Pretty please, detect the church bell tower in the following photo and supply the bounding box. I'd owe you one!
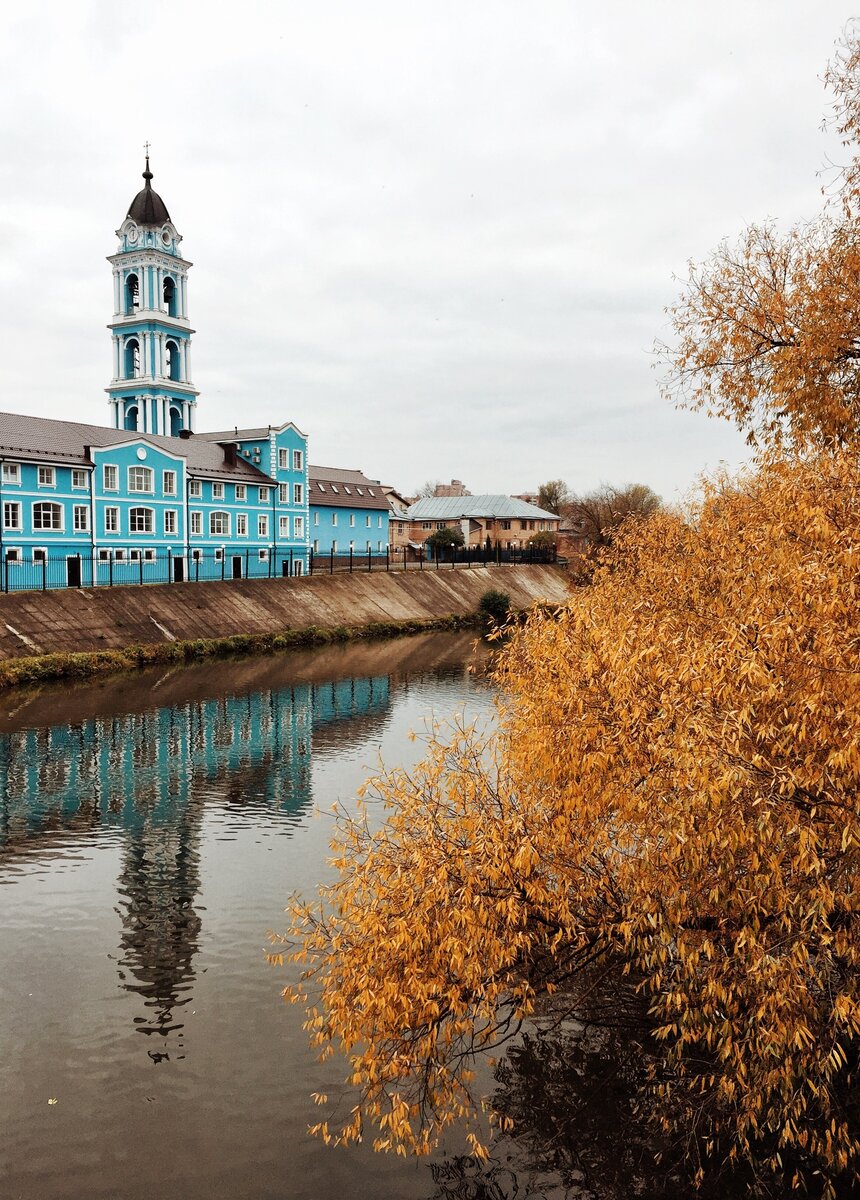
[107,152,198,436]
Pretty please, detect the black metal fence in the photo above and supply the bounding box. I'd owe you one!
[0,542,557,594]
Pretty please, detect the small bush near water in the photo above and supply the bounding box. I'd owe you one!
[478,588,511,626]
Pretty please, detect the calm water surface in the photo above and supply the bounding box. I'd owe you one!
[0,634,502,1200]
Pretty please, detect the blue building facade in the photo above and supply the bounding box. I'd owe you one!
[308,465,389,561]
[0,158,311,588]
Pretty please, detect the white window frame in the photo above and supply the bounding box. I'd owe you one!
[279,516,290,537]
[73,505,89,532]
[3,501,21,531]
[103,464,119,491]
[129,548,142,562]
[313,511,319,525]
[163,470,177,496]
[164,509,177,535]
[2,463,20,485]
[72,469,89,489]
[293,450,303,471]
[331,513,338,526]
[235,484,246,501]
[236,513,247,537]
[32,502,63,531]
[32,547,48,563]
[128,466,154,494]
[5,545,22,563]
[258,548,269,561]
[189,479,202,498]
[278,448,289,470]
[129,507,154,534]
[114,549,127,562]
[259,487,270,503]
[279,483,289,504]
[212,482,224,500]
[210,511,230,537]
[97,549,111,562]
[366,515,372,527]
[294,516,304,538]
[258,514,269,538]
[293,483,303,504]
[38,466,56,488]
[144,548,156,562]
[349,514,355,527]
[190,511,202,536]
[104,507,120,534]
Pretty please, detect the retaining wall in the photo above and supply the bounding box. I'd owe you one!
[0,566,570,660]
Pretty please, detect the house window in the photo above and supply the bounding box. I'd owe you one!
[72,469,88,489]
[366,515,371,527]
[144,549,156,562]
[5,547,21,563]
[279,516,290,537]
[128,466,153,493]
[331,540,338,553]
[343,486,352,496]
[377,516,382,528]
[98,549,111,562]
[293,450,303,471]
[258,515,269,538]
[189,479,201,498]
[235,484,246,501]
[501,520,512,530]
[236,513,247,536]
[210,511,230,537]
[258,549,269,561]
[103,465,118,491]
[2,463,20,485]
[330,484,339,494]
[33,502,62,530]
[129,548,142,562]
[163,470,177,496]
[258,487,270,503]
[214,549,223,563]
[294,516,304,538]
[313,539,319,552]
[73,505,89,532]
[3,502,21,530]
[192,549,202,562]
[313,511,319,525]
[114,549,126,562]
[164,509,177,535]
[33,548,47,563]
[349,514,355,527]
[129,507,154,534]
[279,448,289,470]
[212,482,224,500]
[293,483,303,504]
[38,466,56,487]
[105,507,119,533]
[422,522,432,530]
[190,511,202,536]
[279,484,289,504]
[356,487,364,497]
[331,513,338,526]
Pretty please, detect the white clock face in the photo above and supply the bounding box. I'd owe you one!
[161,227,172,246]
[128,226,138,243]
[136,448,147,461]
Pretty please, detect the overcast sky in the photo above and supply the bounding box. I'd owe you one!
[0,2,852,500]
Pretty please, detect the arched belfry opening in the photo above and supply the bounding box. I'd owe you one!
[169,406,183,437]
[124,338,140,379]
[124,403,139,431]
[165,340,181,382]
[163,277,177,317]
[125,274,139,314]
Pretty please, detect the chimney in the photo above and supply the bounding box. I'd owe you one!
[178,429,193,440]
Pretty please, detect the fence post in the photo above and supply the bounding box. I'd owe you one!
[451,545,455,568]
[386,547,390,572]
[368,548,372,572]
[77,552,82,587]
[3,556,6,594]
[309,547,314,575]
[42,554,47,591]
[290,548,294,576]
[139,554,144,586]
[245,548,249,579]
[419,550,423,570]
[330,547,334,574]
[167,548,172,583]
[349,547,353,574]
[195,554,199,583]
[221,552,225,582]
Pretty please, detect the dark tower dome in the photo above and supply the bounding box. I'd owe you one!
[126,155,171,226]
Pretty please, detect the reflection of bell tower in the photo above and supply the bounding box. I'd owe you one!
[106,149,199,437]
[115,793,204,1043]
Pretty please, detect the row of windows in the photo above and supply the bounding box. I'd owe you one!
[4,500,308,539]
[4,546,280,565]
[419,519,552,532]
[278,449,304,472]
[312,512,385,527]
[2,463,305,506]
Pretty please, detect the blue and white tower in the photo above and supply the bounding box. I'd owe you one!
[107,153,198,437]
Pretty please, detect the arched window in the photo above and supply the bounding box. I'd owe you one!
[124,338,140,379]
[32,502,63,531]
[124,404,139,432]
[169,406,183,437]
[165,341,180,382]
[125,274,139,314]
[129,508,154,534]
[163,276,177,317]
[209,511,230,537]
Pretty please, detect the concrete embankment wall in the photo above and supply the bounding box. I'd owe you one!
[0,565,570,660]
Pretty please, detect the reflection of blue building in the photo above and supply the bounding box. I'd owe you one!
[0,672,390,1040]
[0,156,310,586]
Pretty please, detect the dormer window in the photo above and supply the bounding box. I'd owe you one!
[343,485,352,495]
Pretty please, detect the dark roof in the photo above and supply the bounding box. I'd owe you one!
[127,156,171,226]
[0,411,276,483]
[309,465,388,511]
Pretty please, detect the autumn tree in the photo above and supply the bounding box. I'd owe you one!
[537,479,570,515]
[277,26,860,1199]
[565,482,661,549]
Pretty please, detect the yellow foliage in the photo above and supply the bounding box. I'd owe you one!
[282,451,860,1193]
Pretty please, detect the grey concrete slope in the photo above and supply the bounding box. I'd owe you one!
[0,566,570,660]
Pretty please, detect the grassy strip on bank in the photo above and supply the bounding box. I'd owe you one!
[0,614,487,691]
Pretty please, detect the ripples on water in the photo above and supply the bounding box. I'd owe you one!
[0,634,507,1200]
